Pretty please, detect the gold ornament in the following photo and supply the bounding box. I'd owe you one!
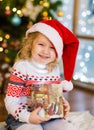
[57,10,64,17]
[4,56,11,63]
[42,11,48,17]
[43,1,50,8]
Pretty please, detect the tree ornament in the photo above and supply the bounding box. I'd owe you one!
[4,56,11,63]
[43,1,50,8]
[42,11,48,17]
[5,9,12,16]
[5,5,11,16]
[57,10,64,17]
[23,0,43,21]
[2,42,7,48]
[11,15,22,26]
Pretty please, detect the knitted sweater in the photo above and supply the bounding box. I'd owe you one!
[4,60,62,123]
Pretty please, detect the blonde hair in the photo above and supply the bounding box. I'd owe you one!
[17,32,58,72]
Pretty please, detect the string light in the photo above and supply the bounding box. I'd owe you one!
[0,47,3,52]
[12,8,17,12]
[0,37,3,42]
[5,34,10,39]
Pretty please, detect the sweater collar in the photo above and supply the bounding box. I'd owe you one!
[31,59,48,74]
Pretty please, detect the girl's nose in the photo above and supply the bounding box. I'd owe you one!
[43,47,50,55]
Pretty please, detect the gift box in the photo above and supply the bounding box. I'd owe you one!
[30,84,64,118]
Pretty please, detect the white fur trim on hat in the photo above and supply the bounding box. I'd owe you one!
[61,80,73,91]
[26,23,63,61]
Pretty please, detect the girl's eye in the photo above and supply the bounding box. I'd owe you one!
[38,43,44,46]
[50,46,54,49]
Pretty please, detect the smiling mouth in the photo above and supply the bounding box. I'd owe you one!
[38,54,50,59]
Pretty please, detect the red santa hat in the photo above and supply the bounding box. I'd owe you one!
[26,19,79,91]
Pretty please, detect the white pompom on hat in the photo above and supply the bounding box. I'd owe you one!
[26,19,79,91]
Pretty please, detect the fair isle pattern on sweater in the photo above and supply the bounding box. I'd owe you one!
[6,68,61,98]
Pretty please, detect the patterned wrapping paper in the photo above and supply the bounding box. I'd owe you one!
[30,84,64,118]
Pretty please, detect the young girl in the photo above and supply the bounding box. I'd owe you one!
[4,19,79,130]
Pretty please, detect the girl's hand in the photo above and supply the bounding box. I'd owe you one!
[63,97,70,118]
[29,107,50,124]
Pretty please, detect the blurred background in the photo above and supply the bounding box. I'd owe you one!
[0,0,94,122]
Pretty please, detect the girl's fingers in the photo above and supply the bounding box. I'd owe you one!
[63,111,69,118]
[62,97,70,118]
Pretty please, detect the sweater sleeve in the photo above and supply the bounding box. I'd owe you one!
[4,61,31,123]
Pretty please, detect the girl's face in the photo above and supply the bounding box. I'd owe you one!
[31,33,56,65]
